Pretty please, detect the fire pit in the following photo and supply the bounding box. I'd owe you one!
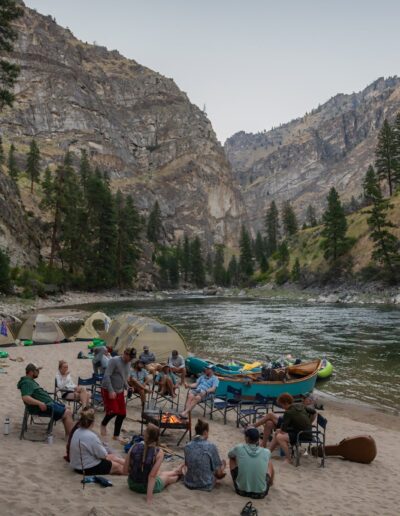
[141,407,192,446]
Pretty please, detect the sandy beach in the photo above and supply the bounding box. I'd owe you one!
[1,340,399,516]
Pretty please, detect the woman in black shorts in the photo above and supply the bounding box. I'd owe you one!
[69,409,126,475]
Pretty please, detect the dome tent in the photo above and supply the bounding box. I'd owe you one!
[17,313,66,344]
[105,314,187,363]
[0,320,16,347]
[75,311,111,340]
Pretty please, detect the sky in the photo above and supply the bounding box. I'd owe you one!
[25,0,400,143]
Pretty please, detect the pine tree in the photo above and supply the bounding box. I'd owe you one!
[181,234,191,282]
[393,112,400,188]
[363,165,377,205]
[321,187,349,262]
[254,231,266,269]
[227,255,239,286]
[239,225,253,279]
[79,149,91,192]
[167,249,180,288]
[26,139,41,193]
[7,143,18,181]
[282,201,298,236]
[190,237,205,287]
[147,200,162,244]
[306,204,317,227]
[375,119,397,196]
[277,240,290,266]
[363,167,400,281]
[264,201,279,255]
[213,244,225,286]
[291,257,301,282]
[0,248,11,293]
[0,0,24,110]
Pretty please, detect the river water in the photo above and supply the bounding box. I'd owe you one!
[74,296,400,412]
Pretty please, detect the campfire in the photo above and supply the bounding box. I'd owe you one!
[161,413,182,424]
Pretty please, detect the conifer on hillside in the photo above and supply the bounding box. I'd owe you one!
[375,119,397,196]
[264,201,279,255]
[7,143,18,181]
[147,200,162,244]
[26,139,41,193]
[239,225,254,280]
[282,201,298,236]
[321,187,349,262]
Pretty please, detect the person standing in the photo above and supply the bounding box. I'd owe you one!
[101,347,136,440]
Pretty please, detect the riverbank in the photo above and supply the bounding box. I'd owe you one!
[1,279,400,321]
[0,340,398,516]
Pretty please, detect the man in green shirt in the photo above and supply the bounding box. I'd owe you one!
[228,428,274,499]
[17,363,73,437]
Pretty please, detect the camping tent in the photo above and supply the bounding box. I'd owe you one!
[104,314,188,363]
[75,312,111,340]
[17,313,66,344]
[0,320,16,347]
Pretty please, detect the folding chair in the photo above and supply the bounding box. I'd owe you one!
[292,413,328,467]
[91,373,104,411]
[20,403,55,441]
[72,376,97,417]
[209,386,242,424]
[236,394,274,428]
[150,380,180,411]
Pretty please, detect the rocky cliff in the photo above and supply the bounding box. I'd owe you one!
[225,77,400,232]
[0,3,245,265]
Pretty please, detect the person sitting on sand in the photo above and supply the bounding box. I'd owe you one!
[100,347,136,440]
[268,392,316,463]
[228,427,274,499]
[154,364,179,398]
[56,360,91,408]
[183,418,226,491]
[128,359,151,404]
[180,365,219,418]
[250,393,317,448]
[17,362,74,438]
[92,346,110,375]
[168,349,187,384]
[123,423,182,505]
[69,408,125,475]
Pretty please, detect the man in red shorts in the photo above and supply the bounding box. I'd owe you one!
[100,347,136,440]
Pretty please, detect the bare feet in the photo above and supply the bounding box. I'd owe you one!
[100,424,107,437]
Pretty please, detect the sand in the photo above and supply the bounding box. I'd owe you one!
[0,341,399,516]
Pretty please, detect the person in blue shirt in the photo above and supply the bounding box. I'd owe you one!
[180,365,219,418]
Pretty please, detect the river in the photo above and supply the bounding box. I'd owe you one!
[72,296,400,412]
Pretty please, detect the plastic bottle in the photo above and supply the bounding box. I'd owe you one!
[47,433,54,445]
[4,417,10,435]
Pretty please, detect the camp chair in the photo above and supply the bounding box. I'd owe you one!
[91,373,104,410]
[292,413,328,467]
[237,394,275,428]
[72,376,98,417]
[150,379,180,411]
[20,403,55,441]
[209,386,242,424]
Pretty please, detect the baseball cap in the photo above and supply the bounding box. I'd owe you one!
[25,363,42,373]
[245,427,260,442]
[204,364,215,371]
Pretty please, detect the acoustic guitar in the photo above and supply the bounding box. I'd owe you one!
[312,435,377,464]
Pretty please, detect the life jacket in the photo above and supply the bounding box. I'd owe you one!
[129,442,158,485]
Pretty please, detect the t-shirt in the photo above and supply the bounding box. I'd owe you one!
[69,427,108,470]
[139,351,156,365]
[101,356,130,393]
[184,436,222,491]
[228,443,271,494]
[194,374,219,394]
[130,368,148,384]
[55,371,76,391]
[17,376,53,413]
[168,354,185,368]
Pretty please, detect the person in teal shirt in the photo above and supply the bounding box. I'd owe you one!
[228,427,274,499]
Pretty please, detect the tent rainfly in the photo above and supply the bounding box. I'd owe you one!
[17,313,66,344]
[105,314,188,363]
[0,320,16,347]
[75,311,111,340]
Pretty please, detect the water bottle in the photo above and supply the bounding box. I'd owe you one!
[4,417,10,435]
[47,433,54,445]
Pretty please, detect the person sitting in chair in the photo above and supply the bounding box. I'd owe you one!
[154,364,178,398]
[69,408,125,475]
[56,360,91,408]
[228,427,274,499]
[180,365,219,418]
[128,359,151,405]
[18,363,74,438]
[268,392,316,464]
[92,346,110,375]
[183,418,226,491]
[167,350,186,384]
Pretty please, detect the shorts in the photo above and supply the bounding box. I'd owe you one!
[288,431,312,446]
[128,476,164,494]
[231,467,270,499]
[39,402,66,421]
[101,389,126,416]
[276,416,283,429]
[61,390,75,400]
[75,459,112,475]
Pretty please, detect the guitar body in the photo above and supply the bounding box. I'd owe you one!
[313,435,377,464]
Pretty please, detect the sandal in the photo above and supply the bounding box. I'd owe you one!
[240,501,258,516]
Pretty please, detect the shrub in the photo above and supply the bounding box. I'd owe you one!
[275,267,289,285]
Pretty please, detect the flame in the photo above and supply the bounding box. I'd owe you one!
[161,414,182,424]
